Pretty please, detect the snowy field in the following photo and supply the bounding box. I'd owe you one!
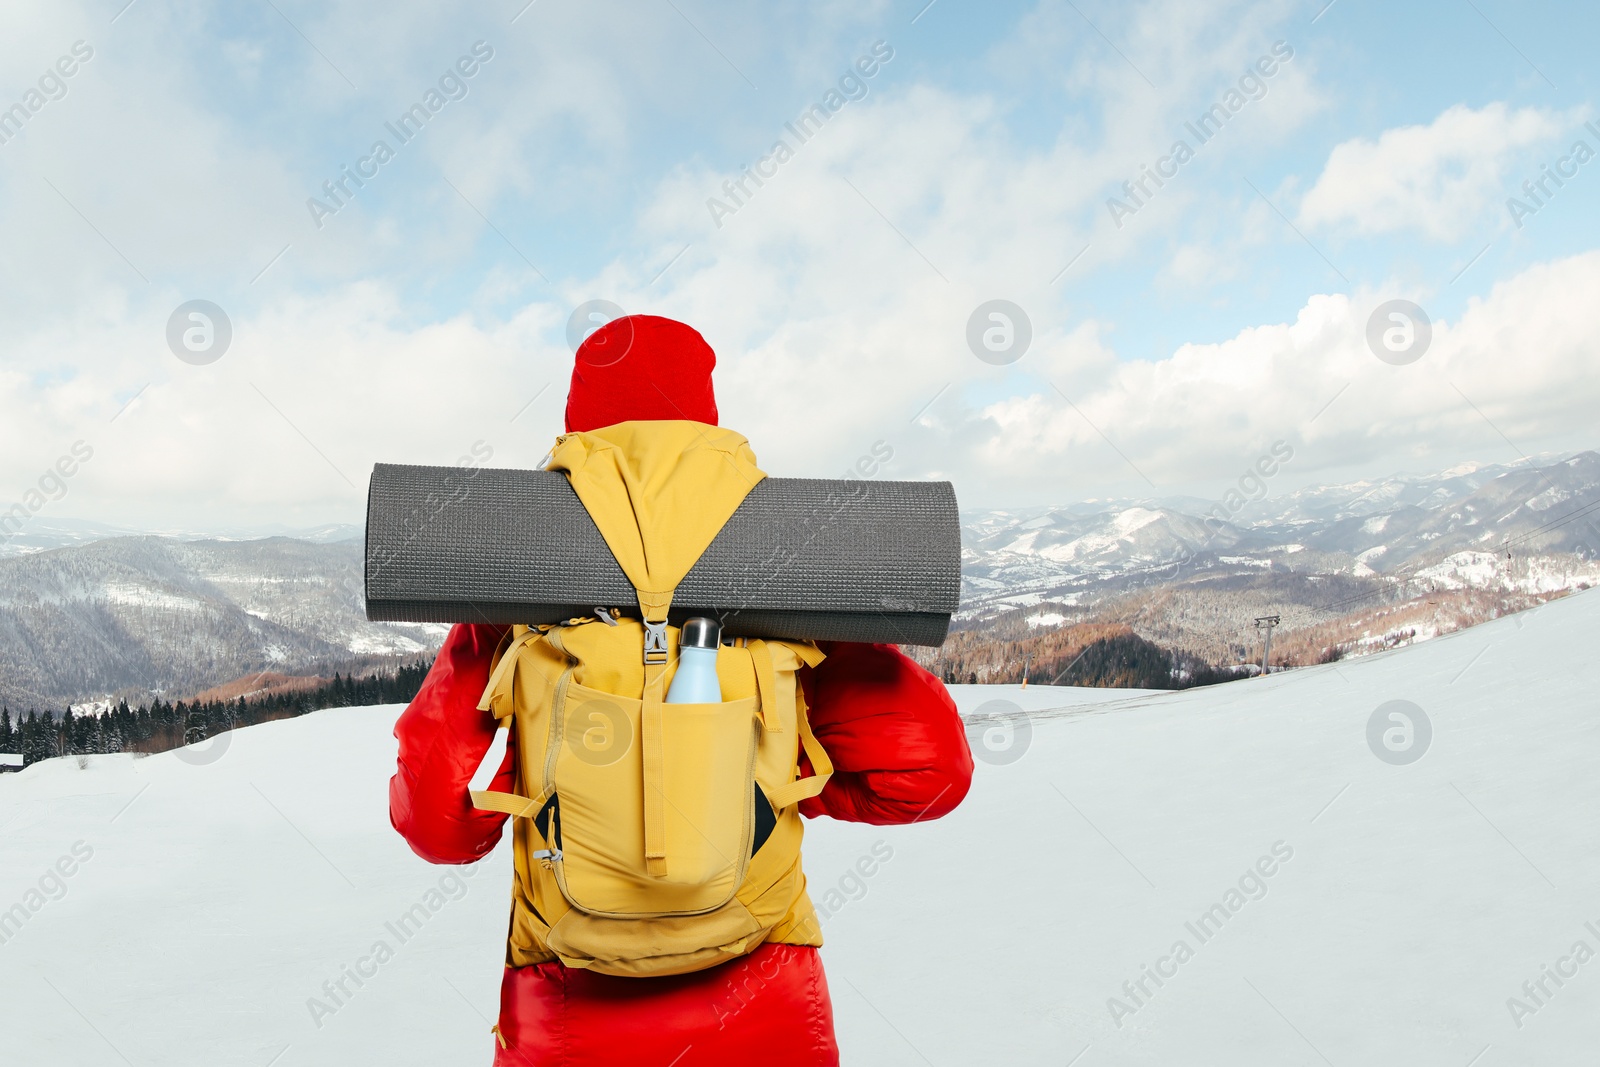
[3,591,1600,1065]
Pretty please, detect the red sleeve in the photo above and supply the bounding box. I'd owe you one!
[389,623,516,864]
[797,642,973,825]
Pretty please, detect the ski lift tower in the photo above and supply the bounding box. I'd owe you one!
[1255,615,1280,677]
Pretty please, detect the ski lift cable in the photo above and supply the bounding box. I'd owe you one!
[1497,496,1600,549]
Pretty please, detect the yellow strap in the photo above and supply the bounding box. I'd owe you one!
[491,1024,507,1050]
[476,628,540,716]
[765,695,833,810]
[470,785,553,819]
[746,640,781,732]
[641,660,669,877]
[792,641,826,668]
[638,591,673,878]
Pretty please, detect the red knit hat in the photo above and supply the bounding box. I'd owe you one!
[564,315,719,432]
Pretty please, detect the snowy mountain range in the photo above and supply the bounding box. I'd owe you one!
[4,452,1597,710]
[0,517,362,560]
[0,536,443,711]
[960,451,1600,617]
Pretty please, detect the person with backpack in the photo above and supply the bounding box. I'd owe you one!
[389,314,974,1066]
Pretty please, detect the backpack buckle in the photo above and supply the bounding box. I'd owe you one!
[643,619,669,665]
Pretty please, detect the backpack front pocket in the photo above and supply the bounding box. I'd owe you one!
[547,680,760,917]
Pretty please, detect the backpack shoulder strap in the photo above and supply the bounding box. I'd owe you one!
[476,626,539,720]
[747,639,832,809]
[468,626,543,817]
[765,698,833,810]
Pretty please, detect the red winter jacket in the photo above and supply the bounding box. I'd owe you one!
[390,624,972,1065]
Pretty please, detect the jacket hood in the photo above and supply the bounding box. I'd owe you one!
[546,420,763,617]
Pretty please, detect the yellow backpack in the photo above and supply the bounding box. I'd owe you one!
[469,421,835,977]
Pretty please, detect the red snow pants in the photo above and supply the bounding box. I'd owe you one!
[491,943,839,1066]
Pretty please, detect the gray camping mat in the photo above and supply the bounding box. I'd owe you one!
[364,463,960,645]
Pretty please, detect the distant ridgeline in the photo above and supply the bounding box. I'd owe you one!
[916,621,1246,690]
[0,664,430,768]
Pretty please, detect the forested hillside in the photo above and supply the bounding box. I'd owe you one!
[0,663,428,767]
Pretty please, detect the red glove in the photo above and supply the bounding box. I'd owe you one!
[798,642,973,825]
[389,623,514,864]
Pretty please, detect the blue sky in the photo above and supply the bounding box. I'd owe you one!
[1,0,1598,530]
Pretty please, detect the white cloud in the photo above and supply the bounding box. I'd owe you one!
[0,0,1329,528]
[13,237,1599,530]
[0,283,567,533]
[1298,102,1582,241]
[4,0,1595,533]
[972,251,1600,499]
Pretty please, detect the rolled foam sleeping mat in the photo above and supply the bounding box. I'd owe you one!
[364,463,960,646]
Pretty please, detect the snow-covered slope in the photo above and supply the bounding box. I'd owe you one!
[4,591,1600,1064]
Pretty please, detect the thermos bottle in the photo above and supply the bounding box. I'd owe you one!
[665,617,723,703]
